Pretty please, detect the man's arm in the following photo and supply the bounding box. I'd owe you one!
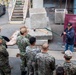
[61,28,67,37]
[35,55,39,75]
[1,46,9,57]
[50,57,55,71]
[2,36,10,42]
[66,30,75,39]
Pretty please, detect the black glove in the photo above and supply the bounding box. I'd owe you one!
[61,32,64,37]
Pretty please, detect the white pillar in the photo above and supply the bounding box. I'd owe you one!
[33,0,43,8]
[29,8,48,29]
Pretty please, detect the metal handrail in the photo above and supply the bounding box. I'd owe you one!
[23,0,29,22]
[8,0,16,21]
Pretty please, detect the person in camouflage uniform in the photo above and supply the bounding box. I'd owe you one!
[0,35,7,48]
[35,43,55,75]
[16,26,31,75]
[7,26,31,46]
[0,27,9,48]
[63,50,76,75]
[0,39,11,75]
[26,37,41,75]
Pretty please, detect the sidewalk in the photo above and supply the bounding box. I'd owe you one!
[1,9,76,62]
[0,8,9,25]
[7,48,76,61]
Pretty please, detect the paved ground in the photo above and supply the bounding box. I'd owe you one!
[0,8,76,75]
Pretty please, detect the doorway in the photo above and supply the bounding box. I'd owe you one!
[43,0,55,8]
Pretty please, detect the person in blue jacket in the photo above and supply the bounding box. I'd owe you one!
[61,22,75,52]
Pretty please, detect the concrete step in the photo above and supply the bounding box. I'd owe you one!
[16,1,23,4]
[36,40,48,45]
[12,16,23,18]
[11,15,23,18]
[13,10,23,13]
[14,9,23,11]
[7,48,76,61]
[9,21,24,24]
[15,5,23,7]
[12,12,23,14]
[15,5,23,8]
[11,17,23,21]
[48,51,76,61]
[28,28,53,40]
[16,0,22,1]
[16,1,22,2]
[16,2,23,5]
[14,8,23,10]
[12,13,23,16]
[16,0,25,1]
[16,0,25,3]
[16,1,24,4]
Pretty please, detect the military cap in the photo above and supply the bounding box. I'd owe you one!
[68,22,72,26]
[64,50,72,57]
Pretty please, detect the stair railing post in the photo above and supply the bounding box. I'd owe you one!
[23,0,29,23]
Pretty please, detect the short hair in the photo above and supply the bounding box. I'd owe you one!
[64,56,72,60]
[20,26,27,35]
[42,43,49,50]
[56,66,64,75]
[20,26,27,30]
[29,37,36,45]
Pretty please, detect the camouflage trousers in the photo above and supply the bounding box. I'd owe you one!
[27,61,35,75]
[0,63,11,75]
[20,55,27,72]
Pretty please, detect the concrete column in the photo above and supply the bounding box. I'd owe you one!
[32,0,43,8]
[29,8,48,29]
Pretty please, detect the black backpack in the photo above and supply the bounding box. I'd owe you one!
[56,66,64,75]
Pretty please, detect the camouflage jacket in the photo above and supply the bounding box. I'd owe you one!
[16,34,30,55]
[63,62,76,75]
[0,35,7,48]
[35,52,55,75]
[26,46,41,65]
[17,32,31,39]
[0,44,9,66]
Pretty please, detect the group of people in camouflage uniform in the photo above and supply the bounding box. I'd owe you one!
[16,26,76,75]
[16,26,55,75]
[0,35,11,75]
[0,26,76,75]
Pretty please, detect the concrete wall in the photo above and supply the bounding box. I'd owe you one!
[32,0,43,8]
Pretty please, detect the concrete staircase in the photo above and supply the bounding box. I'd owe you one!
[10,0,24,24]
